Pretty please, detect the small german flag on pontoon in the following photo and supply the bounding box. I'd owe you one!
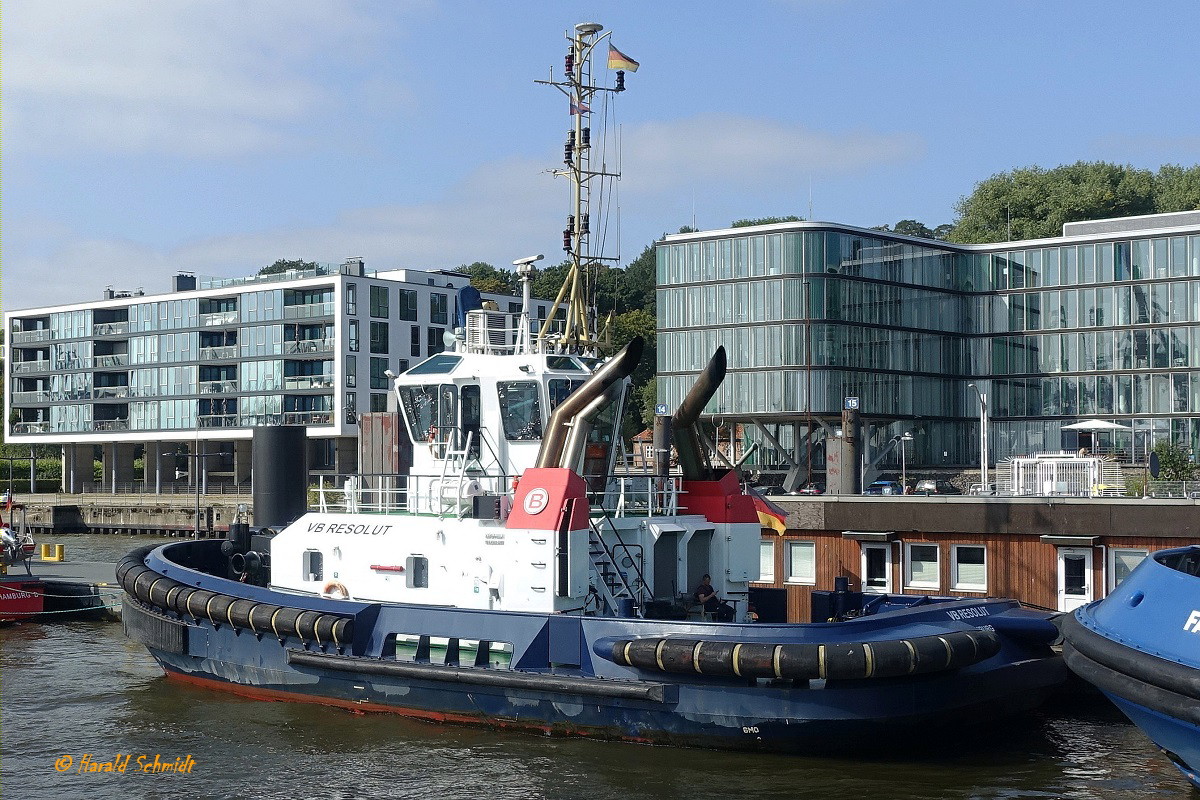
[747,488,787,534]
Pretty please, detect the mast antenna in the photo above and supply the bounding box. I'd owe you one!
[534,22,630,354]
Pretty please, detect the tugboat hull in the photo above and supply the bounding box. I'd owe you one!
[1061,545,1200,789]
[122,542,1067,753]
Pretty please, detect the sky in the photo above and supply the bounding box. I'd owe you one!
[4,0,1199,311]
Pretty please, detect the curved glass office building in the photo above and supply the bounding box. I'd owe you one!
[656,211,1200,474]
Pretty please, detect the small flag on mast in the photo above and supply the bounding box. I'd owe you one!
[607,44,639,72]
[570,99,590,115]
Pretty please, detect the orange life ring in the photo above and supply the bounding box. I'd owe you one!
[321,580,350,600]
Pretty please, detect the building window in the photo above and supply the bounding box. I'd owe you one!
[758,539,775,583]
[430,293,448,325]
[398,289,418,321]
[951,545,987,591]
[370,285,389,318]
[428,327,445,355]
[348,320,359,352]
[785,540,815,584]
[1109,548,1148,591]
[346,283,357,315]
[345,355,356,387]
[345,391,356,424]
[370,357,389,389]
[370,321,389,354]
[370,393,388,412]
[905,543,940,589]
[411,326,421,357]
[862,543,890,593]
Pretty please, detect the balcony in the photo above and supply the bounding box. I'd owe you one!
[285,339,334,355]
[12,422,49,434]
[199,345,238,360]
[93,321,129,336]
[284,375,334,390]
[12,360,52,374]
[93,419,130,432]
[12,390,52,404]
[199,379,239,395]
[200,310,238,326]
[283,302,335,320]
[93,386,130,399]
[12,329,51,344]
[198,414,239,429]
[94,354,128,368]
[286,411,333,426]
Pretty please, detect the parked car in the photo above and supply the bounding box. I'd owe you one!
[915,479,962,495]
[794,483,825,495]
[756,485,789,496]
[863,480,903,496]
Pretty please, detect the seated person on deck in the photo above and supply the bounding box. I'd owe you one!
[693,574,735,622]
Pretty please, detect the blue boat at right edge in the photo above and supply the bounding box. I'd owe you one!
[1060,545,1200,788]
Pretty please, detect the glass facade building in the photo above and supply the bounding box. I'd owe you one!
[656,211,1200,470]
[5,260,548,486]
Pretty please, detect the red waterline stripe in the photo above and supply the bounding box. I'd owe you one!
[161,669,656,744]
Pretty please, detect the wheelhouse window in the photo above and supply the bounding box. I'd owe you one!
[548,378,586,411]
[758,539,775,583]
[951,545,987,591]
[905,543,940,589]
[398,384,457,443]
[784,540,815,584]
[1109,548,1148,591]
[497,381,542,441]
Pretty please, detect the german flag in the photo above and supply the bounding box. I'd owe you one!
[747,488,787,534]
[607,44,640,72]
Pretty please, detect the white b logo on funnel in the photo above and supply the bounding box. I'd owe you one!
[523,488,550,515]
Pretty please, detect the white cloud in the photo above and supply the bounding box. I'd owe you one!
[4,155,564,310]
[3,110,924,310]
[620,114,924,191]
[3,0,412,157]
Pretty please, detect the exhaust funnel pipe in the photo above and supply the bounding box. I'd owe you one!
[535,337,644,469]
[672,347,727,480]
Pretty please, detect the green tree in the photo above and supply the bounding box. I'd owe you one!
[1153,164,1200,213]
[258,258,321,276]
[892,219,937,239]
[461,262,515,294]
[611,309,657,434]
[1152,440,1197,482]
[615,244,657,315]
[731,215,803,228]
[949,162,1157,243]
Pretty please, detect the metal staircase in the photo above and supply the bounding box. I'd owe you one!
[587,520,646,617]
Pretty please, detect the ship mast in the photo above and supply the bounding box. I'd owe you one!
[535,22,628,354]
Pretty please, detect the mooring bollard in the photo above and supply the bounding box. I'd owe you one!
[40,543,66,562]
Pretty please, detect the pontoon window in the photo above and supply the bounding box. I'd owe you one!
[497,381,542,440]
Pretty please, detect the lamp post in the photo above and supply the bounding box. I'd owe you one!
[165,448,218,537]
[967,383,989,494]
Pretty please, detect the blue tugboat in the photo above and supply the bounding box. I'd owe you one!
[119,20,1067,752]
[1060,545,1200,788]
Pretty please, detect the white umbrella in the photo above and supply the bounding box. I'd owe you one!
[1060,419,1131,431]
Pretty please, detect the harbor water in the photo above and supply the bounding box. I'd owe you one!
[1,535,1193,800]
